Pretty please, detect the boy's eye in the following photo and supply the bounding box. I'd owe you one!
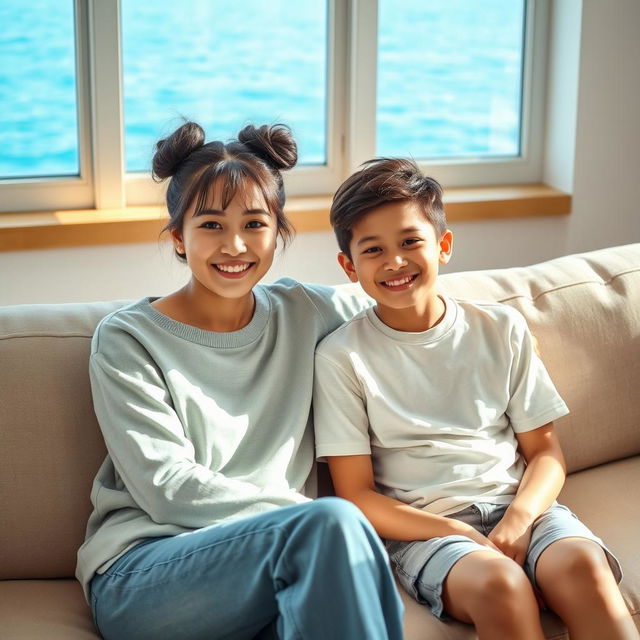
[200,221,221,230]
[402,237,422,246]
[362,246,381,255]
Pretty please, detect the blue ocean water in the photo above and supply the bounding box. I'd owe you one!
[0,0,523,179]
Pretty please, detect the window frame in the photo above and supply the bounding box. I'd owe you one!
[0,0,548,213]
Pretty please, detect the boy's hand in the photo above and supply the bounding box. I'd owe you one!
[487,509,533,566]
[451,521,503,554]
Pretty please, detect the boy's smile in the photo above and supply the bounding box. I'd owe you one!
[339,200,453,332]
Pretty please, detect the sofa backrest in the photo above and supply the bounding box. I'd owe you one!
[0,301,125,580]
[0,244,638,580]
[437,243,640,475]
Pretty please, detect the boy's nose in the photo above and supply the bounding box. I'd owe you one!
[385,254,408,270]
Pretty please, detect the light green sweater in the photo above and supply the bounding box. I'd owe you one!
[76,278,369,600]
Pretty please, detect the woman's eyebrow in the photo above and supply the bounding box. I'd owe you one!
[192,208,225,218]
[192,208,270,218]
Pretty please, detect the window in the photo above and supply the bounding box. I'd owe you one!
[377,0,525,161]
[0,0,80,179]
[121,1,328,172]
[0,0,547,213]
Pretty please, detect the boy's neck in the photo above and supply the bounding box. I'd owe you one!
[374,295,446,333]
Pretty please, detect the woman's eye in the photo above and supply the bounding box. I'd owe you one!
[246,220,265,229]
[200,221,221,230]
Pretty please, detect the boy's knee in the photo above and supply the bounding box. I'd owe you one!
[475,558,531,609]
[548,539,610,583]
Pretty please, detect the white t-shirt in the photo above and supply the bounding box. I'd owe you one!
[313,297,569,516]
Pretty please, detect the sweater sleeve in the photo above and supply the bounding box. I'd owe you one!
[89,333,306,529]
[297,281,373,336]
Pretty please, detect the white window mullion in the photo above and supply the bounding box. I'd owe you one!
[88,0,125,209]
[282,0,348,198]
[345,0,378,176]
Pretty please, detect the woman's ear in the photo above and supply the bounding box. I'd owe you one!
[171,228,186,258]
[439,230,453,265]
[337,252,359,283]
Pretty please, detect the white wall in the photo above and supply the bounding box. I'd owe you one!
[1,0,639,305]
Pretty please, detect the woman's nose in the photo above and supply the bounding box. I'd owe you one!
[222,233,247,255]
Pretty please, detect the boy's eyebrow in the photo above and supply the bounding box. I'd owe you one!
[192,208,270,218]
[356,234,381,246]
[355,226,424,245]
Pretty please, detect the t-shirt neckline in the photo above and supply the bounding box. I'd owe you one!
[365,295,457,344]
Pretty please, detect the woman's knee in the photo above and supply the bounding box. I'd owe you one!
[300,497,367,529]
[290,497,377,551]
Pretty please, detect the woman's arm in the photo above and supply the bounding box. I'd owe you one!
[328,454,500,550]
[488,422,566,564]
[90,349,304,529]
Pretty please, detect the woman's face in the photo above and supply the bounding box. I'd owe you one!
[172,180,278,305]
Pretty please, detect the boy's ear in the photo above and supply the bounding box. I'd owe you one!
[439,229,453,265]
[337,252,359,283]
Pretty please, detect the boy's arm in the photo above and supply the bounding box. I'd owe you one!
[488,422,566,564]
[328,454,500,551]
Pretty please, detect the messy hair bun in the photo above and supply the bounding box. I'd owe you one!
[152,121,206,181]
[238,124,298,172]
[155,120,297,258]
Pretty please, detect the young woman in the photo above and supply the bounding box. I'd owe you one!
[76,121,404,640]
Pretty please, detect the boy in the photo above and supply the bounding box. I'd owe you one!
[313,159,636,639]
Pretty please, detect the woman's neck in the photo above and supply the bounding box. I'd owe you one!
[152,280,257,333]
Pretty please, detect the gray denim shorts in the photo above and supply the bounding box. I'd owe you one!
[386,503,622,619]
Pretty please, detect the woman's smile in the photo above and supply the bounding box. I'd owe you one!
[213,261,255,278]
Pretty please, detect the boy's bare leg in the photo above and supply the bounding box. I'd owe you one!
[536,538,639,639]
[442,550,545,640]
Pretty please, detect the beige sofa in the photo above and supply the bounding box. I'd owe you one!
[1,243,639,639]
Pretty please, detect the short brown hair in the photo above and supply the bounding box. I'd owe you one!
[330,158,446,258]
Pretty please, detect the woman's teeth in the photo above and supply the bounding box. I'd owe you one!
[216,263,251,273]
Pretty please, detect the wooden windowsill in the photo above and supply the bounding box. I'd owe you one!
[0,184,571,252]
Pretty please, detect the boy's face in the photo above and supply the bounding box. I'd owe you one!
[338,200,453,330]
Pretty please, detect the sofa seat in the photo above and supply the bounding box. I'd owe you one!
[0,580,99,639]
[2,456,636,640]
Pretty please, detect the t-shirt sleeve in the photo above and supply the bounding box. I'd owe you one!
[313,344,373,459]
[506,311,570,432]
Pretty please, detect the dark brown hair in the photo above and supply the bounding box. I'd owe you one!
[330,158,447,258]
[153,121,297,259]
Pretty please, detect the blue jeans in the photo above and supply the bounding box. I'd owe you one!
[90,498,404,640]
